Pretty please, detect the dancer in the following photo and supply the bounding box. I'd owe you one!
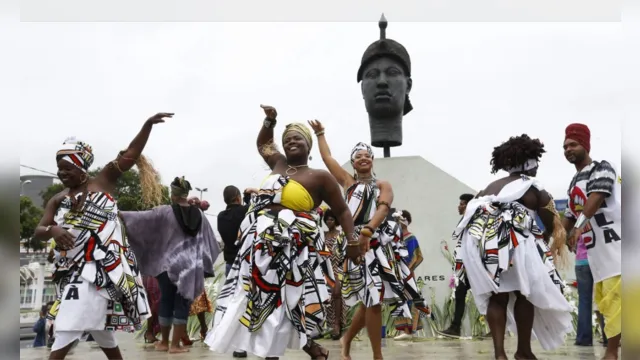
[309,119,428,360]
[120,176,220,353]
[392,210,426,340]
[206,105,359,360]
[441,193,475,338]
[33,112,171,359]
[562,123,621,360]
[142,275,161,343]
[322,208,347,340]
[454,134,572,360]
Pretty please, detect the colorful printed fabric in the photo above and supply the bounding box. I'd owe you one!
[47,191,150,331]
[452,196,564,293]
[206,174,335,356]
[338,180,428,319]
[394,232,426,330]
[324,232,347,331]
[55,137,94,173]
[189,291,213,315]
[142,275,160,334]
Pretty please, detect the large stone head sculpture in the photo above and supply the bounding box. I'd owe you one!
[357,14,413,151]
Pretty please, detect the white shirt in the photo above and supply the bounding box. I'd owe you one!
[565,160,621,282]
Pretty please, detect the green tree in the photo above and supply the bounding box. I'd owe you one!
[20,196,43,252]
[40,183,65,208]
[39,168,170,211]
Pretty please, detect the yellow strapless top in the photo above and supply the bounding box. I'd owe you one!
[281,179,314,212]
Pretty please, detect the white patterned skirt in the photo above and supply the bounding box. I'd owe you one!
[205,208,334,358]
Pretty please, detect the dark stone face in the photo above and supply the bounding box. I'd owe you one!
[361,57,412,120]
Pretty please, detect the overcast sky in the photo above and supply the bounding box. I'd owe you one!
[18,22,623,215]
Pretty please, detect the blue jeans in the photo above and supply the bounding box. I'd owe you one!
[575,264,594,345]
[156,272,191,326]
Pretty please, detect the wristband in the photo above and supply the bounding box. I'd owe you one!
[263,117,277,129]
[574,213,590,230]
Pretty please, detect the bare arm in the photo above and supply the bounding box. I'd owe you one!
[308,120,354,187]
[367,180,393,230]
[536,189,556,239]
[320,171,355,240]
[257,105,286,170]
[561,216,576,232]
[98,113,172,186]
[34,192,65,240]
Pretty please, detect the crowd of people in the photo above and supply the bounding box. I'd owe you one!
[32,106,621,360]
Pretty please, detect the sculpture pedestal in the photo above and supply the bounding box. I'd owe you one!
[343,156,477,336]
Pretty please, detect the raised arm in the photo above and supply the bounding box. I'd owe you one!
[98,112,172,186]
[308,120,353,188]
[257,105,286,170]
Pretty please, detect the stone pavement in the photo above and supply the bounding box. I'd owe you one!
[21,333,605,359]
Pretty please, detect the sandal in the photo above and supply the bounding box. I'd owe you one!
[303,339,329,360]
[200,325,208,341]
[144,332,159,343]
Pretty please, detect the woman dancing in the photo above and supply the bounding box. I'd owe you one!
[120,176,220,354]
[205,105,360,360]
[33,112,172,360]
[322,208,347,340]
[308,120,428,360]
[453,134,572,360]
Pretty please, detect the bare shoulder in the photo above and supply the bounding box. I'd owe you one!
[51,188,69,204]
[376,179,392,189]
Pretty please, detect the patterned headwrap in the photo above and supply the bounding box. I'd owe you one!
[282,123,313,151]
[170,176,192,198]
[55,137,94,173]
[392,209,409,226]
[350,142,374,165]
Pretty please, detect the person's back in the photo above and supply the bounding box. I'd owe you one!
[218,186,251,270]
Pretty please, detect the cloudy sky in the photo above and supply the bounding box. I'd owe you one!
[18,22,624,215]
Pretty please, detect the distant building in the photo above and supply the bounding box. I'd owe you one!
[20,175,57,208]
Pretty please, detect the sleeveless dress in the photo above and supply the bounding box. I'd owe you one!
[205,174,335,358]
[454,176,572,350]
[339,180,428,318]
[47,191,150,333]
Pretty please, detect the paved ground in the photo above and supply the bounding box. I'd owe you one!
[21,332,606,359]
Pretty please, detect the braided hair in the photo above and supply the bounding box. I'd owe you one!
[490,134,545,175]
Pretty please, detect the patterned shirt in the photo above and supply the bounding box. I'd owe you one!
[565,160,621,282]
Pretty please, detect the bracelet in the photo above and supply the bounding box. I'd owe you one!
[347,241,360,247]
[363,225,375,233]
[263,117,277,129]
[315,130,325,136]
[360,227,373,238]
[574,213,590,230]
[377,201,390,209]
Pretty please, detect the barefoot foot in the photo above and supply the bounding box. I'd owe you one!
[154,342,169,351]
[340,337,352,360]
[169,345,190,354]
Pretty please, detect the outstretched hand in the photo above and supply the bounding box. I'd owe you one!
[146,112,174,125]
[260,104,277,120]
[307,119,324,133]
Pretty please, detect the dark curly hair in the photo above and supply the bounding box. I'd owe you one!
[490,134,545,174]
[323,208,340,227]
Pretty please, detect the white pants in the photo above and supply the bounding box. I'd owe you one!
[51,330,117,351]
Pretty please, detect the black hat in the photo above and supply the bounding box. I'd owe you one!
[356,14,413,115]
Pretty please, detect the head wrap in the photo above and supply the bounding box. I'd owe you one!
[55,137,94,173]
[350,142,375,165]
[357,15,413,116]
[171,176,191,198]
[392,209,409,226]
[282,123,313,151]
[504,158,539,174]
[565,123,591,153]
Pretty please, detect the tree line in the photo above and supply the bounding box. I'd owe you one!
[20,167,170,253]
